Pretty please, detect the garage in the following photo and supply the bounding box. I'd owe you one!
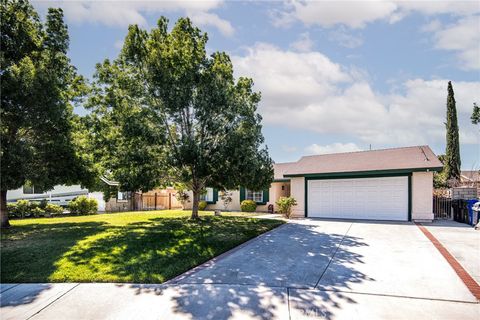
[307,176,409,221]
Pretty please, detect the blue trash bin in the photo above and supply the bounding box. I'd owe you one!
[466,199,478,226]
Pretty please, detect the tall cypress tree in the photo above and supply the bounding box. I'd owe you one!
[444,81,461,183]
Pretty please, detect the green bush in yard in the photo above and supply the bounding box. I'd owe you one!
[68,196,98,215]
[241,200,257,212]
[44,203,64,216]
[7,200,64,218]
[15,200,32,217]
[30,206,46,218]
[198,200,208,211]
[276,196,297,219]
[7,203,20,218]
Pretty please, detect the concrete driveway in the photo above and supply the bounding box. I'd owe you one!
[1,219,479,320]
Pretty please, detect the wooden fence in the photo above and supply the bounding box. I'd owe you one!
[133,192,182,211]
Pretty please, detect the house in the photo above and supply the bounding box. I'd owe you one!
[7,177,181,213]
[185,145,443,222]
[7,184,107,211]
[460,171,480,187]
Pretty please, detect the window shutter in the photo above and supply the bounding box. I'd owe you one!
[213,189,218,203]
[263,189,269,203]
[240,187,245,202]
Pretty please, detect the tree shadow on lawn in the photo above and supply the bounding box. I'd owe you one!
[56,216,283,283]
[119,223,372,320]
[1,222,109,283]
[1,222,108,308]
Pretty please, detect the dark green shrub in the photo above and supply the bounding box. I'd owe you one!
[68,196,98,215]
[241,200,257,212]
[198,200,208,211]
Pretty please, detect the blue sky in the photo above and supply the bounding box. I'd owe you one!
[34,1,480,169]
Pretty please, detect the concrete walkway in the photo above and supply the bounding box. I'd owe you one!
[1,219,479,319]
[422,220,480,284]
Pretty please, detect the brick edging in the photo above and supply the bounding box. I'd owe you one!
[163,221,290,285]
[416,223,480,300]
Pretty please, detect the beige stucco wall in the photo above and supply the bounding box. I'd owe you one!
[183,182,291,212]
[290,177,305,218]
[411,171,434,221]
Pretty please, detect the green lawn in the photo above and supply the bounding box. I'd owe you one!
[0,210,283,283]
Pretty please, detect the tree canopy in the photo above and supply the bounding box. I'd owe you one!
[87,17,273,218]
[0,0,92,227]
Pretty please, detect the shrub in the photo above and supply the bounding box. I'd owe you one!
[276,196,297,219]
[198,200,208,211]
[44,203,64,216]
[7,200,64,218]
[16,199,32,217]
[31,206,46,218]
[7,203,20,218]
[220,191,233,211]
[241,200,257,212]
[68,196,98,215]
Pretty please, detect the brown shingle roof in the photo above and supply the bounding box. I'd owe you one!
[282,145,443,177]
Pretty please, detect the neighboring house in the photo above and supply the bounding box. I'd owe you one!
[7,184,107,211]
[460,171,480,188]
[8,177,180,213]
[185,145,443,222]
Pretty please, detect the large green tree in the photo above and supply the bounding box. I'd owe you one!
[444,81,461,184]
[88,17,273,218]
[0,0,91,228]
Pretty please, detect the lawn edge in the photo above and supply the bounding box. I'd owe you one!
[164,220,289,285]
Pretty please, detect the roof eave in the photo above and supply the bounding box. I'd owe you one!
[283,166,443,178]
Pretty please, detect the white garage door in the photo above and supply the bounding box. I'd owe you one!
[307,176,408,221]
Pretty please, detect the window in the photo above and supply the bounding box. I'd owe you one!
[117,191,129,202]
[200,188,214,202]
[246,189,263,203]
[23,183,44,194]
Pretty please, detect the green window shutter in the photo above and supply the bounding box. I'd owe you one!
[213,188,218,203]
[263,189,269,203]
[240,187,245,202]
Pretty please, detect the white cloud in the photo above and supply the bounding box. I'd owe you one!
[33,0,234,36]
[290,32,314,52]
[272,1,480,29]
[271,0,397,29]
[232,44,480,146]
[189,11,234,37]
[271,1,480,69]
[306,143,362,155]
[328,27,363,48]
[430,16,480,70]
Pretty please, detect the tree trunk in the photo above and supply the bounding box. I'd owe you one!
[191,189,200,219]
[0,190,10,229]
